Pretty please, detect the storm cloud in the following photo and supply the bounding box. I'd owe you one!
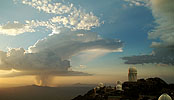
[0,29,123,85]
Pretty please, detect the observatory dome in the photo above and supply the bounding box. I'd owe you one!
[116,81,122,85]
[158,93,172,100]
[129,67,137,73]
[116,84,122,91]
[98,82,104,88]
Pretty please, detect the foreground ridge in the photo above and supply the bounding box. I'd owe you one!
[72,77,174,100]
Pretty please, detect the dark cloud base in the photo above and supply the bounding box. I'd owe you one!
[122,54,174,65]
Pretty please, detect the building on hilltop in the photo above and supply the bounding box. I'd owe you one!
[116,81,122,91]
[158,93,172,100]
[128,67,137,82]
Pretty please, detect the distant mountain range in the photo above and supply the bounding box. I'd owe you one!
[0,84,94,100]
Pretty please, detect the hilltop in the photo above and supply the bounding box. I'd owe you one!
[72,77,174,100]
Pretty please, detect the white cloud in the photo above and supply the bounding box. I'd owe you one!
[122,0,174,48]
[74,65,87,69]
[124,0,150,7]
[50,11,100,30]
[79,65,87,69]
[20,0,73,15]
[16,0,100,33]
[28,30,123,60]
[0,21,35,36]
[1,0,100,36]
[0,20,60,36]
[122,0,174,65]
[148,0,174,48]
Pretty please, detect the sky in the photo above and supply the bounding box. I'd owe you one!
[0,0,174,87]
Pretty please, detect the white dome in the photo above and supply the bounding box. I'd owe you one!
[129,67,137,73]
[98,82,104,88]
[116,84,122,91]
[116,81,122,85]
[158,93,172,100]
[96,86,100,90]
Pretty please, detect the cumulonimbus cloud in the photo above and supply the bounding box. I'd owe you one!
[122,0,174,65]
[0,29,123,85]
[0,0,114,86]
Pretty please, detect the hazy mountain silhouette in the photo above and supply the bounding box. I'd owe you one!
[0,84,93,100]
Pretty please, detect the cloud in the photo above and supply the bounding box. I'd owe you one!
[79,65,87,69]
[28,30,123,59]
[50,12,100,30]
[0,29,123,85]
[19,0,73,15]
[2,0,100,36]
[0,20,58,36]
[122,0,174,65]
[124,0,150,7]
[148,0,174,48]
[74,48,122,64]
[122,48,174,65]
[0,21,35,36]
[75,65,87,69]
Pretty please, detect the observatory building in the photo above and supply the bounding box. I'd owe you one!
[158,93,172,100]
[116,81,122,91]
[98,82,104,88]
[128,67,137,82]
